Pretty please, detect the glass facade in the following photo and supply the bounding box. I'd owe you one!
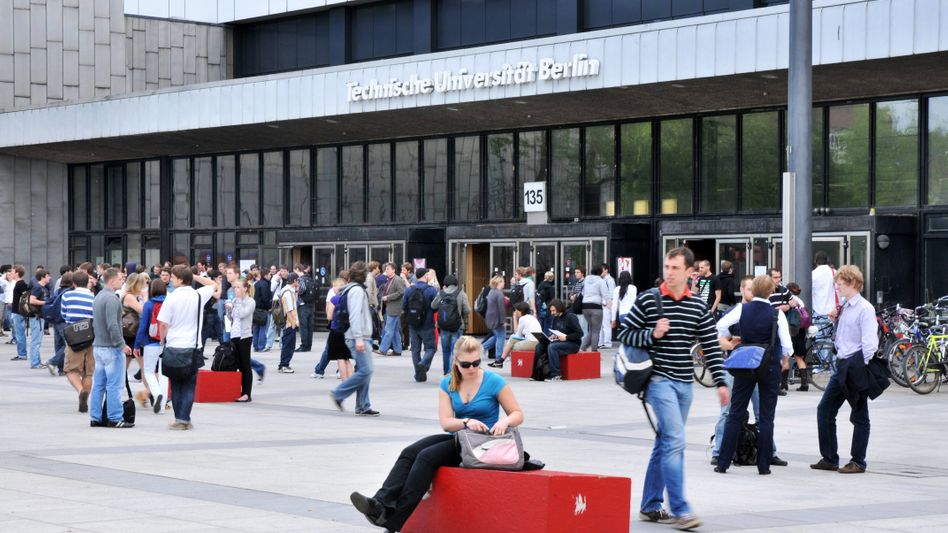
[584,125,615,217]
[436,0,556,50]
[239,153,260,226]
[288,149,311,227]
[194,157,214,228]
[875,100,918,207]
[928,96,948,205]
[700,115,737,214]
[316,147,338,226]
[454,136,481,221]
[486,133,515,220]
[620,122,651,216]
[262,152,284,227]
[341,146,365,224]
[551,128,581,219]
[234,11,331,77]
[351,0,414,62]
[394,141,420,223]
[828,104,870,208]
[367,143,392,224]
[423,139,449,222]
[660,118,693,215]
[742,111,780,212]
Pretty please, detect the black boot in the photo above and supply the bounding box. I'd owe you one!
[797,368,809,391]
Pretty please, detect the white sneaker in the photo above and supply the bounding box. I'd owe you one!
[278,366,295,374]
[549,375,562,382]
[310,372,324,379]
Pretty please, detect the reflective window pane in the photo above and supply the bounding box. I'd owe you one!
[551,128,580,219]
[341,145,364,224]
[144,160,160,229]
[423,139,448,222]
[518,131,547,214]
[660,119,693,215]
[927,96,948,205]
[288,149,311,226]
[828,104,870,208]
[89,165,104,230]
[454,136,481,221]
[395,141,419,223]
[72,166,87,231]
[194,157,213,227]
[316,147,338,225]
[126,162,141,229]
[239,153,260,226]
[700,115,736,214]
[437,0,556,50]
[812,108,825,208]
[875,100,918,207]
[741,111,780,211]
[172,159,190,229]
[486,133,515,219]
[367,143,392,224]
[106,166,125,229]
[262,151,284,226]
[217,156,236,228]
[584,125,615,217]
[620,122,651,216]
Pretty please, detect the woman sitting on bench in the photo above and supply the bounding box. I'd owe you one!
[349,335,524,532]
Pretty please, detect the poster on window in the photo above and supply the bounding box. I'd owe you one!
[617,257,632,275]
[413,258,426,269]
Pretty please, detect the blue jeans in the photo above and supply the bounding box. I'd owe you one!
[546,341,579,378]
[298,304,314,350]
[252,316,268,351]
[817,364,870,469]
[333,339,373,412]
[641,376,694,517]
[169,369,198,423]
[439,329,463,375]
[49,322,67,371]
[217,300,230,343]
[89,347,125,423]
[265,315,276,350]
[410,325,437,379]
[279,327,297,367]
[481,327,505,358]
[379,314,403,353]
[11,313,27,357]
[28,317,44,367]
[314,342,331,375]
[251,358,265,376]
[717,361,781,473]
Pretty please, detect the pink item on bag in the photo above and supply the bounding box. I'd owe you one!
[476,440,520,465]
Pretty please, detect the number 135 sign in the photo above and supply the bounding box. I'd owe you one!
[523,182,546,213]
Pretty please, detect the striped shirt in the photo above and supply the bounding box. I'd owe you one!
[61,288,95,324]
[617,283,727,387]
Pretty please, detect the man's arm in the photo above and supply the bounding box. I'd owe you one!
[860,304,879,363]
[159,322,169,345]
[696,311,729,393]
[711,289,722,314]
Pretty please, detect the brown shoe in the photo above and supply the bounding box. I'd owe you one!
[809,459,838,471]
[838,462,866,474]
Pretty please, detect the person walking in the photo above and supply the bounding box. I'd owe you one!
[377,262,406,356]
[811,265,878,474]
[89,268,134,428]
[61,270,96,412]
[330,261,378,416]
[599,264,616,349]
[611,270,637,331]
[618,247,729,530]
[27,268,52,369]
[43,271,73,376]
[228,278,257,402]
[313,274,348,379]
[326,277,354,381]
[296,264,317,352]
[431,274,470,375]
[480,276,506,361]
[277,272,300,373]
[579,265,609,352]
[133,279,168,414]
[404,268,438,383]
[811,251,838,343]
[536,271,556,335]
[252,270,272,352]
[713,275,794,475]
[157,265,220,430]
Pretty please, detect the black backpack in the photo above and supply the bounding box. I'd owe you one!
[437,290,462,332]
[509,282,525,307]
[405,287,429,328]
[734,423,759,466]
[474,286,490,317]
[299,276,318,305]
[531,346,550,381]
[330,286,353,333]
[211,342,239,372]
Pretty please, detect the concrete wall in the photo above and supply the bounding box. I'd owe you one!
[0,154,67,270]
[0,0,230,111]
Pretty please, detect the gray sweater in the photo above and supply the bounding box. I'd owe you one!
[581,275,610,307]
[344,282,373,344]
[484,288,506,329]
[92,288,125,348]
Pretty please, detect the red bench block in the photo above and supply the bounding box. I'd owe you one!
[510,350,535,378]
[194,369,242,402]
[403,468,630,533]
[562,352,601,380]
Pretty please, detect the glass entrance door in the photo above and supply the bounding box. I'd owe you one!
[560,242,590,300]
[347,245,368,267]
[490,243,516,282]
[717,239,750,279]
[313,246,334,286]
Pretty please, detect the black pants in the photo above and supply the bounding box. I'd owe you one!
[232,336,253,398]
[374,433,460,531]
[817,369,870,469]
[297,304,314,350]
[718,361,781,473]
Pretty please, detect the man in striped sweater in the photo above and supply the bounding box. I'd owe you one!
[61,270,96,413]
[618,247,730,531]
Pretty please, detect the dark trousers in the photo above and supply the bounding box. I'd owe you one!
[297,304,314,350]
[817,371,870,469]
[233,336,253,397]
[279,327,297,368]
[314,341,331,375]
[410,325,437,380]
[400,314,411,350]
[169,371,198,423]
[374,433,461,531]
[202,312,221,346]
[49,321,67,371]
[717,362,781,473]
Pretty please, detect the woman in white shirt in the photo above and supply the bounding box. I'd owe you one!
[611,271,637,329]
[489,302,544,368]
[228,278,257,402]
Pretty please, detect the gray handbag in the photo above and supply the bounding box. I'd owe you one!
[455,428,524,471]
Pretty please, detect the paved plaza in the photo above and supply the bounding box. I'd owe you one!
[2,332,947,532]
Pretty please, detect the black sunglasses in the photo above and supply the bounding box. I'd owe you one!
[457,359,481,369]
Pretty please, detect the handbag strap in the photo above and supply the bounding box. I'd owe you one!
[194,291,202,349]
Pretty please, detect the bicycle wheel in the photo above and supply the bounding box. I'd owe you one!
[904,346,940,395]
[692,344,715,388]
[886,340,911,388]
[805,341,836,391]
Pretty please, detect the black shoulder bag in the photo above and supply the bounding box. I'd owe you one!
[161,292,205,380]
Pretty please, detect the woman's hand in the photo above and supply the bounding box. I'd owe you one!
[489,418,510,436]
[133,348,140,358]
[466,419,489,432]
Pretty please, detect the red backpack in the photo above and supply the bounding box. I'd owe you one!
[148,301,163,340]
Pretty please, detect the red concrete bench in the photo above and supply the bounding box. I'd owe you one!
[194,369,241,402]
[403,467,631,533]
[562,351,601,380]
[510,350,535,378]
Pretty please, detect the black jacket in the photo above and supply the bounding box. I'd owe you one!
[551,311,583,343]
[537,281,556,306]
[836,354,891,406]
[254,279,272,310]
[718,273,737,306]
